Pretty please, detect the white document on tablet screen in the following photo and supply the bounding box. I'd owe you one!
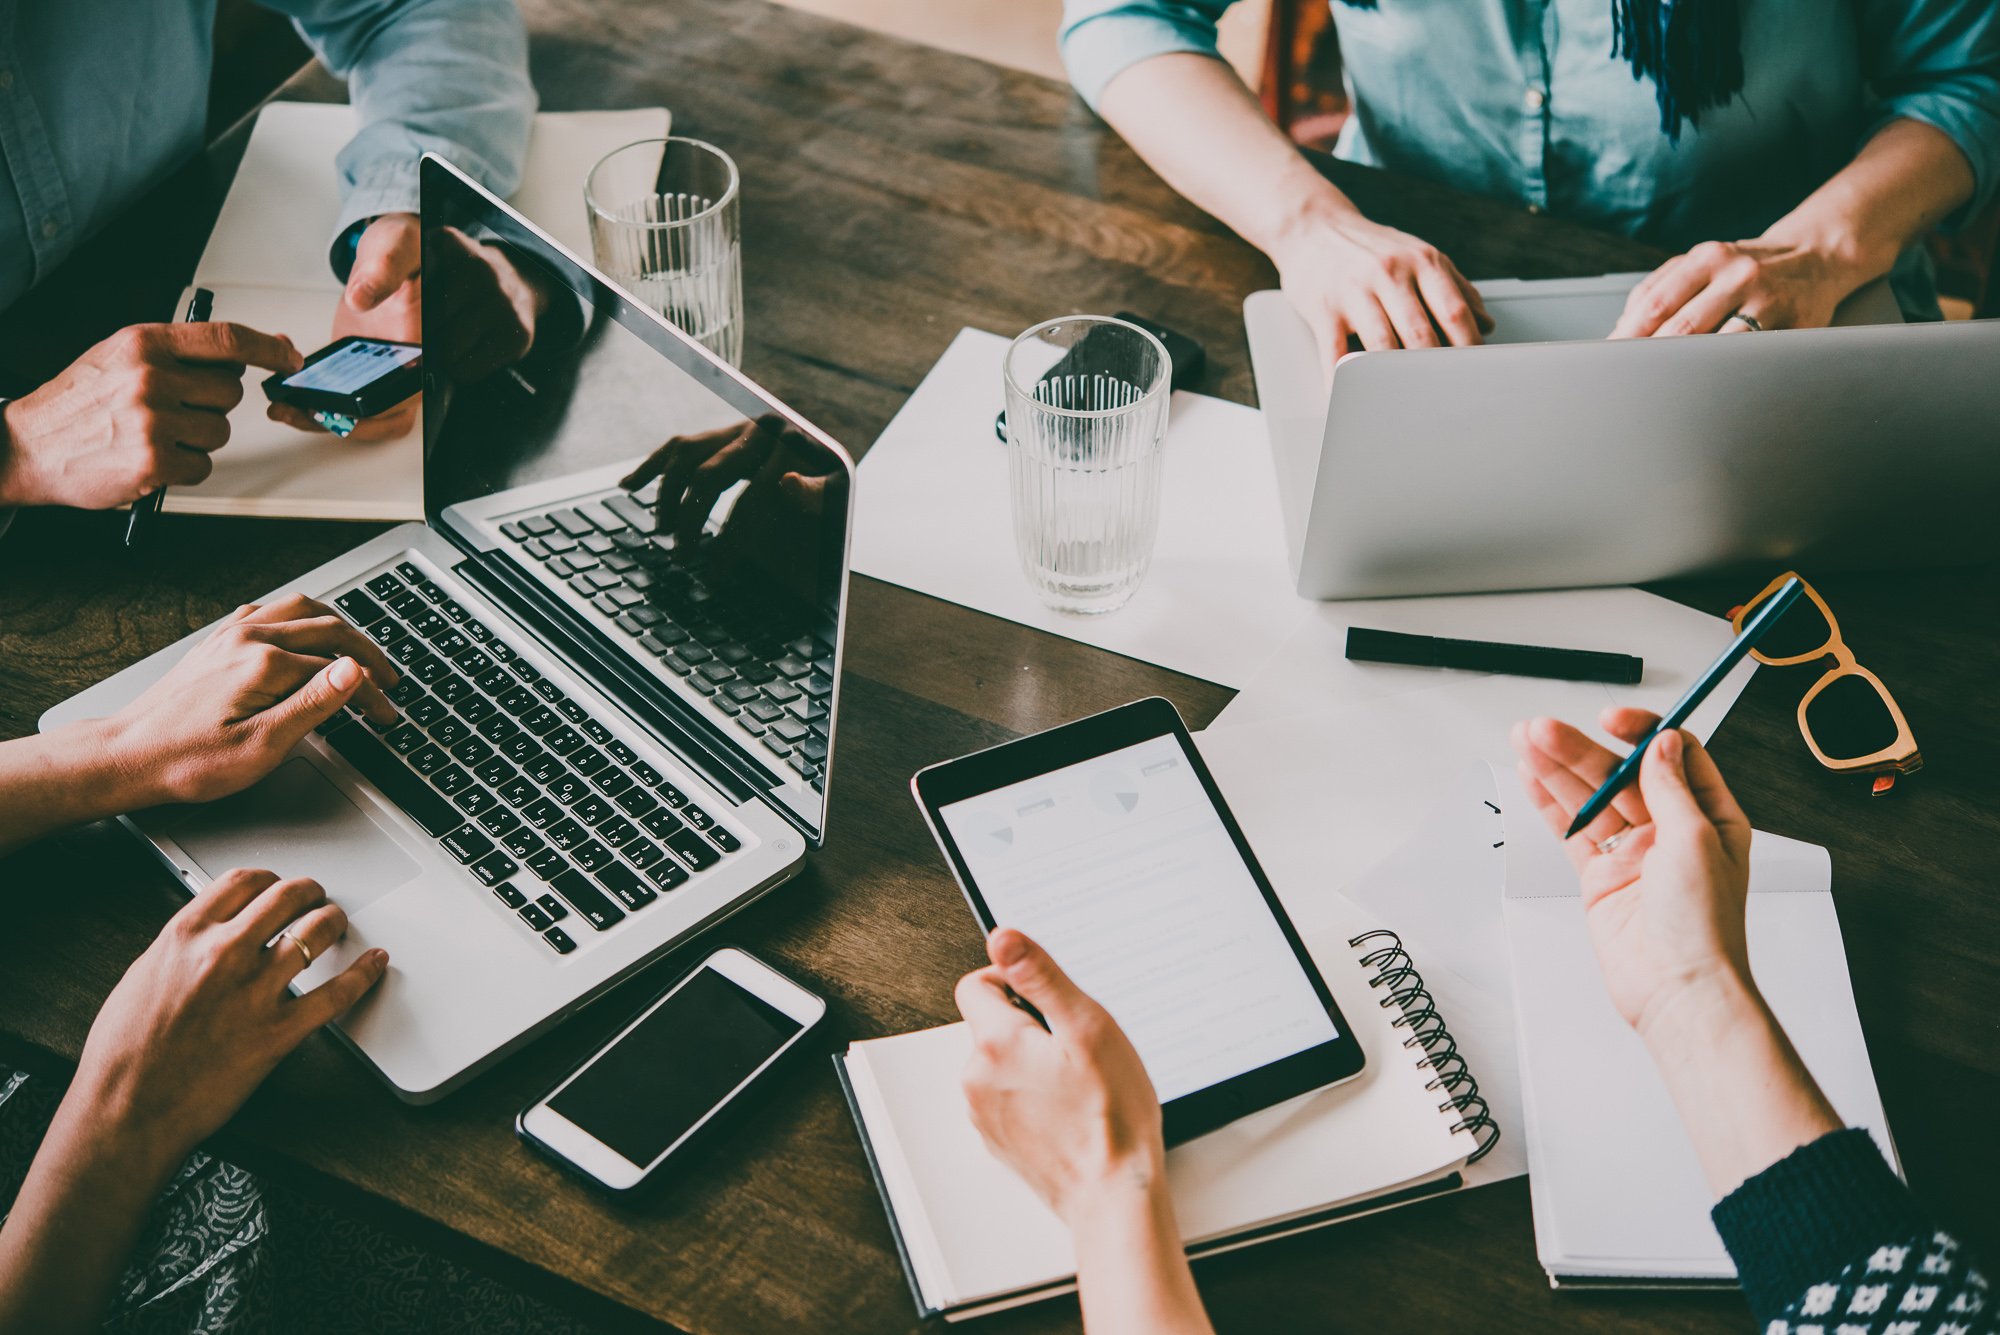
[934,734,1336,1103]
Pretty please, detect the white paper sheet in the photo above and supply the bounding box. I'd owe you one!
[852,328,1310,687]
[1211,585,1757,740]
[171,102,670,520]
[1499,776,1898,1279]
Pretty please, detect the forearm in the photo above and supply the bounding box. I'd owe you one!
[0,720,154,855]
[1639,970,1843,1201]
[1761,118,1976,289]
[0,1075,184,1334]
[1068,1171,1214,1335]
[1096,53,1365,259]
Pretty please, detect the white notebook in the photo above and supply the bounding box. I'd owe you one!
[836,895,1499,1321]
[1499,777,1899,1287]
[170,100,670,520]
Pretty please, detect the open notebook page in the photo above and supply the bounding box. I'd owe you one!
[1501,776,1898,1279]
[170,102,670,519]
[843,896,1470,1312]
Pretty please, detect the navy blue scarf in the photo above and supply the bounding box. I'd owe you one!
[1338,0,1744,143]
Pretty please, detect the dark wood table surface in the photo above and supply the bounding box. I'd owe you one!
[3,2,1995,1332]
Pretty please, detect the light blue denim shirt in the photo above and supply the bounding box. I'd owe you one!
[0,0,535,313]
[1061,0,2000,317]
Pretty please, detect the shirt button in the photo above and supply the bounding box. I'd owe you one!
[1524,85,1547,110]
[0,68,14,91]
[1527,203,1545,215]
[41,217,60,240]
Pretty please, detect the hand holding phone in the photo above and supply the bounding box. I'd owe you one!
[517,948,826,1192]
[263,336,422,437]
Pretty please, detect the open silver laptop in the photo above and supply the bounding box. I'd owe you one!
[1245,273,2000,598]
[42,157,855,1102]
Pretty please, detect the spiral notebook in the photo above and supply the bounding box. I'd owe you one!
[836,895,1499,1321]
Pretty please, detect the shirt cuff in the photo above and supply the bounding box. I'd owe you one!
[1711,1128,1926,1324]
[1060,11,1226,111]
[1865,93,2000,233]
[328,164,422,281]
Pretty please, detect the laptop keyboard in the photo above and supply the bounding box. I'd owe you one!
[320,558,744,957]
[493,490,834,794]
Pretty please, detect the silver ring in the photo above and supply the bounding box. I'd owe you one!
[1721,310,1763,333]
[1595,831,1628,856]
[276,928,314,968]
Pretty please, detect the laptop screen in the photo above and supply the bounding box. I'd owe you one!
[417,156,851,843]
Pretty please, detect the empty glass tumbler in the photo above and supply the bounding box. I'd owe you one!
[1003,317,1172,615]
[585,137,744,366]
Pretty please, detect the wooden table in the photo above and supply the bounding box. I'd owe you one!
[3,2,1995,1331]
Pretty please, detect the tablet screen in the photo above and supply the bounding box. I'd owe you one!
[936,733,1338,1103]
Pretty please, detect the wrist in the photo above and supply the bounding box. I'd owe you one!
[1635,964,1767,1066]
[1058,1146,1169,1229]
[1259,177,1366,264]
[1759,212,1893,289]
[0,397,37,508]
[45,1059,190,1190]
[62,716,171,814]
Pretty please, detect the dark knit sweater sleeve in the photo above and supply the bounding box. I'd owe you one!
[1712,1128,1992,1333]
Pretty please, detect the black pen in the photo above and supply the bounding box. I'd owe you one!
[1565,577,1805,838]
[124,287,212,547]
[1346,626,1643,684]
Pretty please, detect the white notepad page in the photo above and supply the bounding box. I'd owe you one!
[843,898,1470,1314]
[1500,777,1898,1280]
[172,102,670,520]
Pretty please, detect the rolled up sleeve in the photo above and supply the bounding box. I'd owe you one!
[1863,0,2000,229]
[265,0,537,268]
[1059,0,1235,110]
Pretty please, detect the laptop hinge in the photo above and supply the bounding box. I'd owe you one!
[452,551,781,815]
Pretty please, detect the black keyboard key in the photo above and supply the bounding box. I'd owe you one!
[386,677,426,707]
[535,893,568,923]
[572,839,614,873]
[799,737,828,764]
[452,736,495,767]
[466,619,492,645]
[520,705,559,735]
[527,847,568,880]
[606,740,638,765]
[557,699,589,725]
[476,666,515,695]
[456,648,494,677]
[763,680,801,704]
[633,762,665,787]
[769,718,810,744]
[548,818,588,850]
[624,838,664,869]
[455,696,497,725]
[548,773,589,805]
[709,826,741,853]
[667,828,720,871]
[523,797,564,829]
[682,804,715,831]
[434,674,473,705]
[389,636,430,667]
[544,927,577,954]
[388,590,426,618]
[551,508,596,537]
[519,902,554,931]
[410,609,450,639]
[442,825,493,863]
[475,757,516,787]
[550,869,625,931]
[499,686,539,715]
[455,786,498,817]
[386,723,427,755]
[473,851,519,885]
[533,680,564,704]
[494,881,528,909]
[503,827,546,860]
[581,532,617,555]
[336,589,387,626]
[598,816,639,848]
[409,743,449,775]
[595,862,656,911]
[478,713,520,743]
[431,717,470,748]
[583,720,614,745]
[574,795,614,826]
[724,681,764,704]
[500,776,539,808]
[603,491,658,533]
[365,620,407,648]
[803,673,834,700]
[325,726,461,838]
[396,560,425,583]
[616,787,658,817]
[432,630,470,658]
[418,579,448,602]
[642,808,685,839]
[478,807,521,838]
[504,736,545,767]
[413,655,451,685]
[568,746,608,777]
[577,500,626,533]
[542,724,584,755]
[745,700,784,723]
[441,598,472,623]
[525,752,565,784]
[591,768,633,798]
[512,659,541,681]
[432,764,473,796]
[367,571,404,599]
[408,697,449,728]
[520,515,558,537]
[643,857,690,891]
[661,784,690,808]
[638,630,682,657]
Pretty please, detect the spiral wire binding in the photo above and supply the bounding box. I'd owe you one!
[1349,929,1500,1162]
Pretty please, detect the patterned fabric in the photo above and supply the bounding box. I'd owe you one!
[1762,1231,1992,1335]
[1,1069,602,1334]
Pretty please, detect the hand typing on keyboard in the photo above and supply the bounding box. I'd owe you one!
[97,594,402,806]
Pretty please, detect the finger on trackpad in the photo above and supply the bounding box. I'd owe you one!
[163,758,422,913]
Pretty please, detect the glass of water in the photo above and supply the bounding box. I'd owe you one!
[1003,316,1172,615]
[585,137,744,365]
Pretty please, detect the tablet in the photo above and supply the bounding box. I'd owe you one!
[912,697,1366,1144]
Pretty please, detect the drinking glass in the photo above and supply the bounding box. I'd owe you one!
[1003,316,1172,615]
[585,137,744,365]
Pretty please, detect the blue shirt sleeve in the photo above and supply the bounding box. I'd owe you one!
[1860,0,2000,230]
[259,0,538,271]
[1058,0,1237,111]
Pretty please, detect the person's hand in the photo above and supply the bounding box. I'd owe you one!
[73,868,389,1164]
[275,213,423,442]
[1610,237,1864,337]
[1269,202,1492,369]
[1511,709,1754,1038]
[954,929,1165,1222]
[622,416,793,550]
[101,594,400,807]
[422,226,548,382]
[0,323,301,510]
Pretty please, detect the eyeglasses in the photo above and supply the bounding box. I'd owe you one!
[1731,572,1921,793]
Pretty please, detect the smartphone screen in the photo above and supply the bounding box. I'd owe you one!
[546,966,804,1167]
[934,733,1339,1104]
[282,339,421,394]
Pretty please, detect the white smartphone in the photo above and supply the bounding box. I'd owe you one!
[516,947,827,1192]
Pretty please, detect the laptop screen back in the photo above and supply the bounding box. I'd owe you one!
[417,156,851,842]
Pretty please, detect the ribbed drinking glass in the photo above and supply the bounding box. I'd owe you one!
[585,137,744,366]
[1003,317,1172,615]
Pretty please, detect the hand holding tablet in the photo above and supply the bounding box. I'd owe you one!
[912,697,1366,1145]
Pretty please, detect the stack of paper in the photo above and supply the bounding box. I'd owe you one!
[175,101,670,520]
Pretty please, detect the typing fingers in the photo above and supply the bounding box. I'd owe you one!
[287,947,390,1039]
[1415,264,1482,347]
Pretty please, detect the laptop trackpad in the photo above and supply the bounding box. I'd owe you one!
[164,758,421,914]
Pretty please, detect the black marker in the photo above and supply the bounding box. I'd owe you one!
[1345,626,1644,685]
[124,287,213,548]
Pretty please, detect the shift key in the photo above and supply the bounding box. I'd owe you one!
[550,869,627,932]
[326,724,461,837]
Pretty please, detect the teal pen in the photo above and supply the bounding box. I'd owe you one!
[124,286,213,547]
[1564,576,1805,838]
